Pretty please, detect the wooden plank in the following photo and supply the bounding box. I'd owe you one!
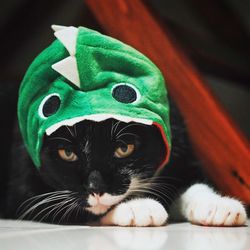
[85,0,250,203]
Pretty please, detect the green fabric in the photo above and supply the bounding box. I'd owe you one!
[18,26,171,167]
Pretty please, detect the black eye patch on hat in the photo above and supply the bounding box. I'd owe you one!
[39,94,61,118]
[112,83,139,104]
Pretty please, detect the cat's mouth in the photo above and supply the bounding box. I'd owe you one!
[45,114,152,136]
[85,192,126,215]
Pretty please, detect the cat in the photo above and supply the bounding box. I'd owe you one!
[3,98,247,226]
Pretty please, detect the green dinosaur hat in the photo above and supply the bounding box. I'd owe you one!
[18,25,171,168]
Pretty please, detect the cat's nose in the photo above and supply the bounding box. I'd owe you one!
[87,170,107,195]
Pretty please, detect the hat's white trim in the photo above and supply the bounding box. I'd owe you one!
[46,114,153,135]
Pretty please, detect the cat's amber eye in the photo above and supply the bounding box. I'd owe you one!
[58,149,78,162]
[114,144,135,158]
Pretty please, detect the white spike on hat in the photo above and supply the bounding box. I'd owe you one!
[51,25,80,88]
[52,56,80,88]
[51,24,67,32]
[54,26,78,56]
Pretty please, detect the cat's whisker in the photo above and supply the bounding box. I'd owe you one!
[70,203,79,220]
[75,200,82,219]
[134,181,178,199]
[18,197,67,220]
[128,178,177,205]
[113,120,122,135]
[127,188,170,206]
[19,193,72,216]
[134,175,181,193]
[73,124,78,137]
[142,175,182,182]
[17,192,57,214]
[128,179,160,191]
[145,181,179,193]
[110,120,116,139]
[116,132,137,139]
[52,198,77,222]
[33,199,69,221]
[83,140,91,161]
[17,191,71,215]
[52,197,78,222]
[64,200,79,223]
[59,202,76,223]
[131,185,169,199]
[66,125,75,138]
[151,183,178,193]
[115,123,146,137]
[32,194,77,222]
[58,199,78,224]
[18,192,74,220]
[151,186,178,201]
[38,199,71,222]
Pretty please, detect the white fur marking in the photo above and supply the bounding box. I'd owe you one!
[86,204,110,215]
[99,193,125,206]
[86,193,126,215]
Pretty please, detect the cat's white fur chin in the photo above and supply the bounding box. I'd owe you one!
[100,198,168,227]
[174,183,247,226]
[86,193,126,215]
[86,204,110,215]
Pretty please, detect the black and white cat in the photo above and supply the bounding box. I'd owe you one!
[3,99,247,226]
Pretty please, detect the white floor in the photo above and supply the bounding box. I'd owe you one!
[0,219,249,250]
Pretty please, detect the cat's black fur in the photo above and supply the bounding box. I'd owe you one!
[2,98,207,224]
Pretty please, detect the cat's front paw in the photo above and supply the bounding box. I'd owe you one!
[100,198,168,227]
[186,196,247,227]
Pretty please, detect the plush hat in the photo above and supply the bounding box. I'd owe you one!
[18,25,171,168]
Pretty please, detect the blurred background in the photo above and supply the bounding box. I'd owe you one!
[1,0,249,134]
[0,0,249,210]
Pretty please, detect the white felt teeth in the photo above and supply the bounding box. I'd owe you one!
[46,114,153,135]
[51,25,80,88]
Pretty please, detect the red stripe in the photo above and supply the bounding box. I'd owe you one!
[153,122,170,169]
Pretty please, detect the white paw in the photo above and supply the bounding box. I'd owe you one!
[186,196,247,226]
[100,198,168,227]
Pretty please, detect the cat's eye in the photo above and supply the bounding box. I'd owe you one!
[114,144,135,158]
[58,149,78,162]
